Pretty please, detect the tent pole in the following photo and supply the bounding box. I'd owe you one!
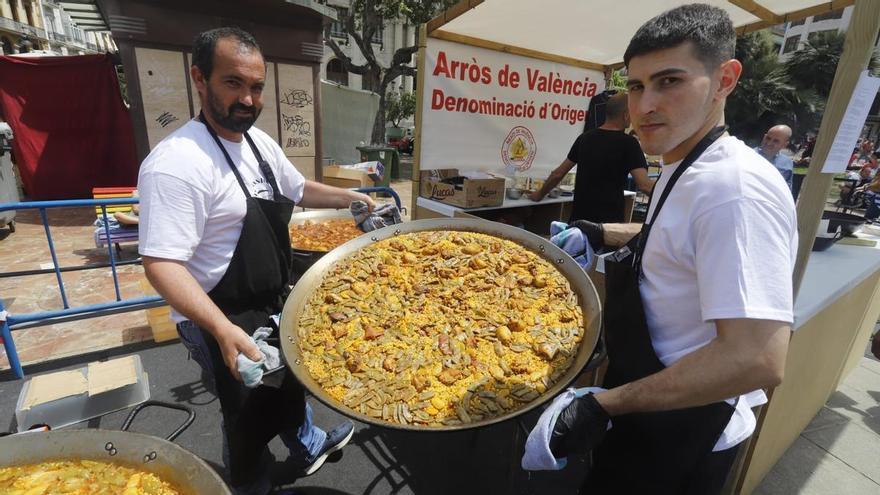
[411,27,428,218]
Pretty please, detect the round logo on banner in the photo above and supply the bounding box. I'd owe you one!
[502,126,537,171]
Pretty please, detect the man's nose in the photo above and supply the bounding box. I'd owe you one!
[239,91,254,107]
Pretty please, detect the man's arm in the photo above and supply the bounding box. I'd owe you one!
[143,256,261,380]
[630,168,654,195]
[529,159,576,202]
[300,180,376,210]
[595,318,789,415]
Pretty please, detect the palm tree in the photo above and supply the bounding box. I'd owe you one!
[784,30,879,99]
[782,30,879,140]
[727,32,803,143]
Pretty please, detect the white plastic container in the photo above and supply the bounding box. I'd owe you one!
[15,355,151,431]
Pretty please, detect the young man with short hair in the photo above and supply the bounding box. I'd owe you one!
[552,5,797,494]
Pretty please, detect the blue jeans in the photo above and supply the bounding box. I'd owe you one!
[177,320,326,493]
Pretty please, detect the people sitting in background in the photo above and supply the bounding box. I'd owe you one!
[113,190,140,226]
[755,125,794,191]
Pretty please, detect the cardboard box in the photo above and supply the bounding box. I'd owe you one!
[139,279,178,343]
[420,169,505,209]
[323,165,375,189]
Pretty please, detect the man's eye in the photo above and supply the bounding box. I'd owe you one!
[659,77,679,87]
[226,80,240,88]
[628,83,643,92]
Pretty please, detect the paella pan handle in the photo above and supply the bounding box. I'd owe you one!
[121,400,196,442]
[582,329,607,373]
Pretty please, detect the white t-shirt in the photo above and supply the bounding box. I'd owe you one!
[640,136,797,451]
[138,119,306,321]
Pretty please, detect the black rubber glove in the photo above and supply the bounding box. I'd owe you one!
[549,393,611,458]
[570,220,605,252]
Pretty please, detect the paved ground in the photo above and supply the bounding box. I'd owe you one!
[754,346,880,494]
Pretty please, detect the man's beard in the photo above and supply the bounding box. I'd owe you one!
[206,87,261,133]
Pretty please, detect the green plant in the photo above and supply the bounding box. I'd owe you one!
[385,90,416,127]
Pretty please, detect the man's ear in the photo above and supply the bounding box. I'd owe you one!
[716,59,742,101]
[191,65,206,95]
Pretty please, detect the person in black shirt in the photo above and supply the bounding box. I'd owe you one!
[529,92,652,223]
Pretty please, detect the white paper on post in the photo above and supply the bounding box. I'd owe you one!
[822,71,880,173]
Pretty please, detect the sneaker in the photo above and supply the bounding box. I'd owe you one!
[301,421,354,476]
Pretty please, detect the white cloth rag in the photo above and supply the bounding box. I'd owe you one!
[521,386,609,471]
[235,315,282,388]
[550,221,594,269]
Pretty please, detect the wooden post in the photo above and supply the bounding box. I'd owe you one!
[792,0,880,297]
[411,27,428,218]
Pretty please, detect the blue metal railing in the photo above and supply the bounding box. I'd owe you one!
[0,198,163,379]
[0,187,402,379]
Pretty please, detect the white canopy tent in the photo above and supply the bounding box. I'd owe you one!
[425,0,856,68]
[412,1,880,493]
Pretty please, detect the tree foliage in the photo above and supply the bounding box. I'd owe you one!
[325,0,457,143]
[385,90,416,127]
[727,29,878,145]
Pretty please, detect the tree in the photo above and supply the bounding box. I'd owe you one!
[782,30,878,142]
[727,31,806,143]
[385,90,416,128]
[784,30,879,100]
[325,0,457,144]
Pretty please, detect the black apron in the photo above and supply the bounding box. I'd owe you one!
[583,126,738,494]
[196,113,307,487]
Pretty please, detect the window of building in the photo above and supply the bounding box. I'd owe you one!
[782,36,800,54]
[330,7,348,38]
[789,18,806,27]
[326,58,348,86]
[362,76,378,93]
[813,9,844,22]
[1,37,12,55]
[808,29,838,43]
[371,25,383,50]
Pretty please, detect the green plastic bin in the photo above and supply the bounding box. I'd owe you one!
[357,146,400,185]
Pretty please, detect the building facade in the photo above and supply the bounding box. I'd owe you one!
[320,1,416,95]
[0,0,46,54]
[0,0,114,55]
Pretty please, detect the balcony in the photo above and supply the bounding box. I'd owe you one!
[0,17,47,40]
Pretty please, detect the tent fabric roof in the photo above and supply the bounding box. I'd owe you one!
[433,0,854,67]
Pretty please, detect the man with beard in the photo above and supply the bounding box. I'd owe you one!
[137,27,369,494]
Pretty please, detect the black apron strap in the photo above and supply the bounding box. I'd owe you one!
[243,132,284,202]
[632,125,727,274]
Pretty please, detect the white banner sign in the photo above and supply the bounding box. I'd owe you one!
[419,38,604,176]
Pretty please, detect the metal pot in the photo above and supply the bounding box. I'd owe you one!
[289,209,362,280]
[0,401,230,494]
[279,218,603,432]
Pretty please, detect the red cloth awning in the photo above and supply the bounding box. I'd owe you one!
[0,54,137,200]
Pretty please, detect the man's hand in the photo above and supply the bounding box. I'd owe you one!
[549,393,611,458]
[528,191,544,202]
[350,190,376,211]
[216,323,262,382]
[570,220,605,251]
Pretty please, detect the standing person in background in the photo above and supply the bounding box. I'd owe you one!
[529,92,653,223]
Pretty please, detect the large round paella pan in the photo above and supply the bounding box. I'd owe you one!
[280,218,602,431]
